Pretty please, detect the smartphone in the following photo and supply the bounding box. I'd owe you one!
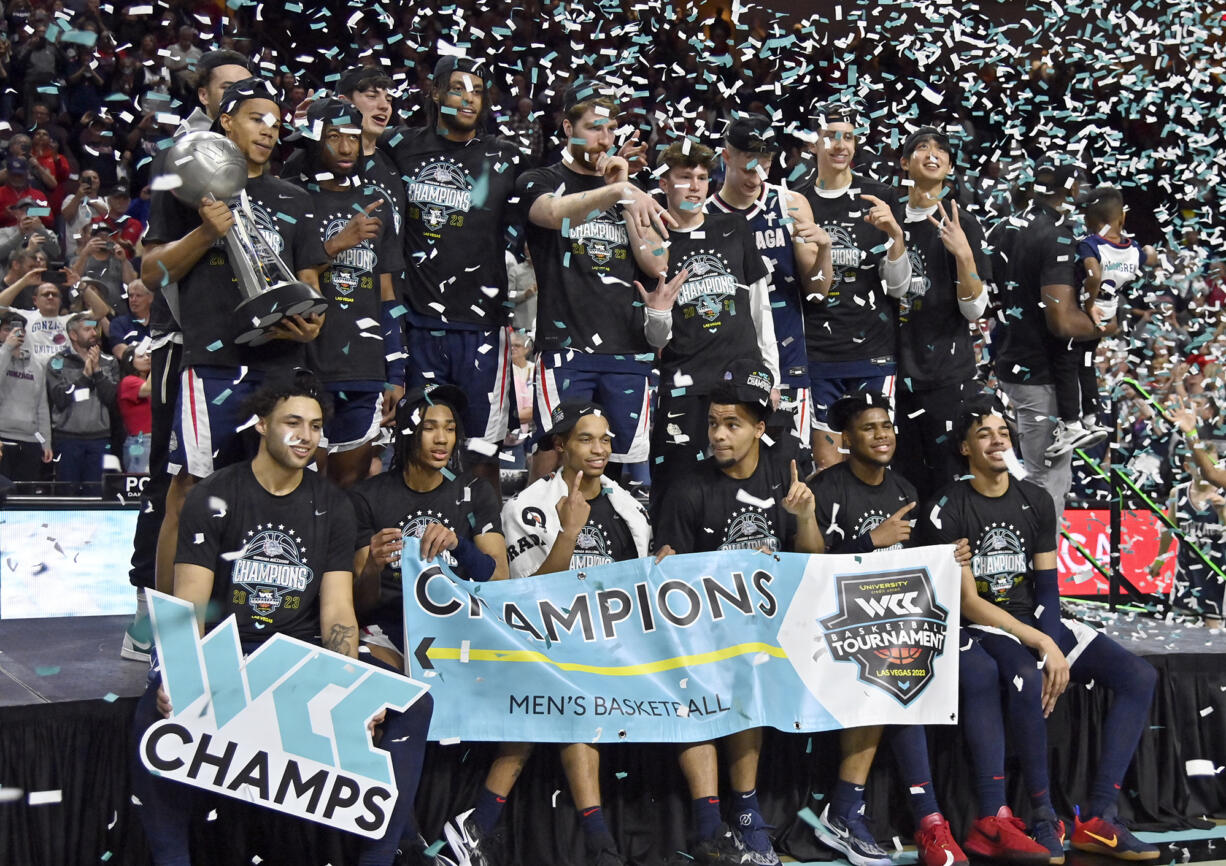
[44,260,66,286]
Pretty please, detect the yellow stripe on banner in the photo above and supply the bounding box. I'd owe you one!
[427,641,788,676]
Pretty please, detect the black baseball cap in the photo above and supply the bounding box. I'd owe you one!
[214,77,280,126]
[286,97,363,143]
[1034,159,1086,198]
[6,156,27,174]
[432,55,488,88]
[534,400,606,448]
[901,125,952,158]
[338,65,392,95]
[811,97,864,128]
[713,359,774,410]
[827,392,892,433]
[395,383,469,435]
[725,114,777,154]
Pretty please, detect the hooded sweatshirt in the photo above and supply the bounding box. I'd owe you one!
[0,341,51,444]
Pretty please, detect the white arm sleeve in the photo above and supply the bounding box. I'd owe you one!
[643,305,673,349]
[881,249,912,298]
[748,276,781,386]
[958,291,989,321]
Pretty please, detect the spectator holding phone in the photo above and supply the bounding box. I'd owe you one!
[0,195,61,261]
[60,169,107,258]
[0,157,52,228]
[0,275,111,367]
[0,311,52,483]
[71,216,136,314]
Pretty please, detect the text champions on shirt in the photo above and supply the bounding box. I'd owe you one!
[412,563,778,644]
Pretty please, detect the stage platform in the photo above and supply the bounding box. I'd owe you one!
[1,611,1224,865]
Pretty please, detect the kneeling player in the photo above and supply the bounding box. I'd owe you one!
[920,404,1158,863]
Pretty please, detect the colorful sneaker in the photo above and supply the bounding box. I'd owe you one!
[444,808,499,866]
[814,803,893,866]
[1045,420,1087,459]
[963,807,1051,863]
[121,615,153,663]
[732,807,781,865]
[1030,807,1066,865]
[1071,807,1159,861]
[914,813,968,866]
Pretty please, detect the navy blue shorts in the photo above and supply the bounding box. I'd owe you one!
[808,359,897,431]
[322,387,382,452]
[533,356,652,463]
[168,368,258,478]
[406,324,511,453]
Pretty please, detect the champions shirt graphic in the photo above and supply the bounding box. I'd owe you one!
[570,209,629,268]
[827,224,867,286]
[719,507,781,552]
[678,251,738,322]
[322,215,377,303]
[901,247,930,319]
[971,523,1028,600]
[406,157,474,235]
[232,524,315,628]
[400,509,459,569]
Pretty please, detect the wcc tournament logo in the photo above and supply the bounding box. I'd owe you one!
[819,568,948,705]
[232,524,314,628]
[406,157,473,232]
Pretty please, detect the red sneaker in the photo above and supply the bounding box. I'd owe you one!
[963,807,1052,863]
[914,813,969,866]
[1071,810,1159,861]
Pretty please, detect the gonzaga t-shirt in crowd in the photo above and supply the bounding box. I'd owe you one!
[144,174,328,375]
[810,461,916,554]
[518,162,651,365]
[645,211,769,394]
[803,178,900,363]
[350,472,501,633]
[918,477,1056,621]
[296,184,404,384]
[175,462,357,644]
[654,453,796,554]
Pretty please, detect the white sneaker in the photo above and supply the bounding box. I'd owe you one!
[1045,420,1086,459]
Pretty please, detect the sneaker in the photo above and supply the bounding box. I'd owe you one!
[914,813,968,866]
[732,808,781,865]
[1081,415,1111,444]
[1070,808,1159,861]
[444,809,499,866]
[963,807,1051,863]
[814,803,892,866]
[1045,420,1087,459]
[1030,807,1066,865]
[121,616,153,663]
[665,823,749,865]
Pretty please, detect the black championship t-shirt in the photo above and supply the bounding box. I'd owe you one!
[349,471,501,628]
[145,173,329,374]
[175,462,357,644]
[518,162,651,359]
[987,201,1079,386]
[810,461,916,553]
[803,178,900,363]
[385,127,523,329]
[894,198,992,391]
[569,492,636,570]
[643,212,769,394]
[654,453,796,554]
[294,183,403,384]
[918,477,1056,621]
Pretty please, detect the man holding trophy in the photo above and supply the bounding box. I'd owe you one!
[141,76,331,596]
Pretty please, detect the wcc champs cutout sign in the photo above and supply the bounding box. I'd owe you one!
[139,591,429,838]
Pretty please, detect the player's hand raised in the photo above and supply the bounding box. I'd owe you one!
[556,469,591,537]
[860,194,902,241]
[869,502,915,549]
[596,152,630,185]
[616,137,648,174]
[926,199,971,258]
[792,218,830,247]
[782,459,815,516]
[634,268,688,311]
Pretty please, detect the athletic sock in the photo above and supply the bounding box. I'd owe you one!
[471,787,507,835]
[578,804,610,838]
[829,779,866,822]
[733,788,760,817]
[692,795,722,841]
[890,726,940,822]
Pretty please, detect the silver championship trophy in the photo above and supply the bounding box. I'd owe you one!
[165,131,327,346]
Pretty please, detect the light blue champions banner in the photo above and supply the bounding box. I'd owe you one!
[403,541,961,743]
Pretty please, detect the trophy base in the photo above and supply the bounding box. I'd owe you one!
[234,282,329,347]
